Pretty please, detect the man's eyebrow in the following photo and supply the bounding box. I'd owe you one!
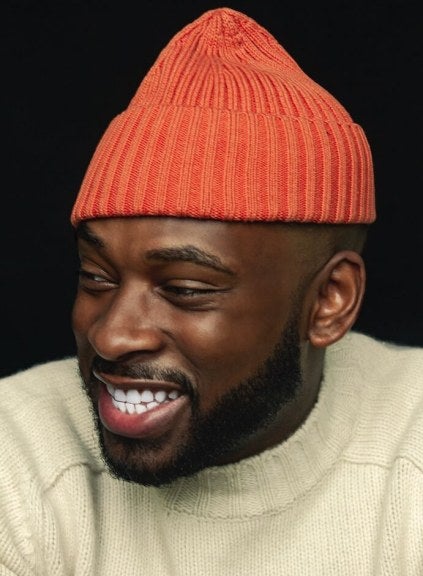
[75,222,105,248]
[145,246,235,275]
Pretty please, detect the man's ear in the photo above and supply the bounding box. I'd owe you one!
[305,251,366,348]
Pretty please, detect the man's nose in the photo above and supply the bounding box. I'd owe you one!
[87,289,164,361]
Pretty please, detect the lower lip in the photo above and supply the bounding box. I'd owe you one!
[98,385,190,439]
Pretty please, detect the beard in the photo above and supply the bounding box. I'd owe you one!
[79,313,302,487]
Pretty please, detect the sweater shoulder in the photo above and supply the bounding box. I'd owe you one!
[1,357,80,399]
[336,331,423,370]
[0,358,104,490]
[334,332,423,471]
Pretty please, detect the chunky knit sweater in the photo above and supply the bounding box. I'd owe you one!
[1,332,422,575]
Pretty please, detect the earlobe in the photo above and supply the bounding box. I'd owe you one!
[307,251,366,348]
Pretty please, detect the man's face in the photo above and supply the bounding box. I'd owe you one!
[73,217,312,485]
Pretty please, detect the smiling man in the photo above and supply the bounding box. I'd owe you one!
[73,217,338,486]
[1,7,423,576]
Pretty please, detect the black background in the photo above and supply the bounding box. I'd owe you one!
[2,0,422,377]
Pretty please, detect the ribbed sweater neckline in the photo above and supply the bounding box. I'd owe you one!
[158,334,360,519]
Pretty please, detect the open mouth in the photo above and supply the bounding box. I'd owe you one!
[104,380,181,415]
[94,370,190,439]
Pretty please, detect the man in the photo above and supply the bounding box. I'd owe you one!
[1,7,422,575]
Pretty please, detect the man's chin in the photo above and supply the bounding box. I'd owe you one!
[80,380,203,486]
[98,426,201,487]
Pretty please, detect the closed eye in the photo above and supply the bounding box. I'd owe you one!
[161,285,220,300]
[78,269,117,292]
[158,282,228,310]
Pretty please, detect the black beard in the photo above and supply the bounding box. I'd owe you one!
[80,315,302,487]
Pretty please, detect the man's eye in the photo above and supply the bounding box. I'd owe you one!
[163,285,215,298]
[159,283,223,309]
[78,270,116,291]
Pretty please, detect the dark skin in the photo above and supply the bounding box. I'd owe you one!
[73,217,365,477]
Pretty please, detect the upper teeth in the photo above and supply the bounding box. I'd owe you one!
[105,382,180,414]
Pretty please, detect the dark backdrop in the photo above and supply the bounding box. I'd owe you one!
[2,0,422,377]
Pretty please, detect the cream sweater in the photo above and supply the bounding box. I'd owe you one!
[1,332,422,575]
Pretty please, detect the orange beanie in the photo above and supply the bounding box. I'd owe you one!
[71,7,375,226]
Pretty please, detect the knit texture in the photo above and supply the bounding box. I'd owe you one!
[1,334,422,575]
[71,8,375,226]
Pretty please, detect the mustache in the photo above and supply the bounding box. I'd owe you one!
[91,356,194,396]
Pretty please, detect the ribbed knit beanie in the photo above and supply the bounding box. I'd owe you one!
[71,7,375,225]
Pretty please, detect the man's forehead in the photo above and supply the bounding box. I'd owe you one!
[75,217,309,271]
[77,216,296,243]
